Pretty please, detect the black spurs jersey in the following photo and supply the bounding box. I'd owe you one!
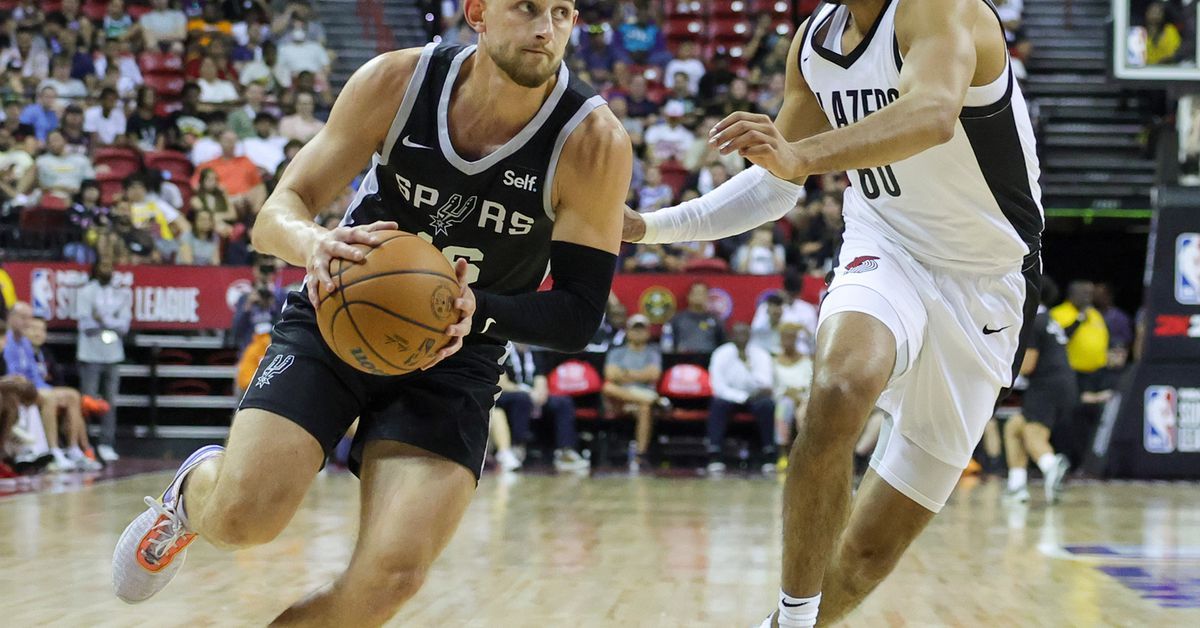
[341,43,606,296]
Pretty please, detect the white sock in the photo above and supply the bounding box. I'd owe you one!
[778,591,820,628]
[1007,467,1027,490]
[1037,453,1057,475]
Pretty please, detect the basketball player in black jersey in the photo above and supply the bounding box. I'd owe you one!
[112,1,631,623]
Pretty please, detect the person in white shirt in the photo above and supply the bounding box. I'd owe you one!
[242,112,288,174]
[274,20,331,89]
[663,41,706,94]
[197,57,240,107]
[83,87,127,146]
[38,56,88,108]
[751,272,818,355]
[734,224,786,275]
[644,101,695,163]
[140,0,188,50]
[707,322,776,473]
[772,324,813,468]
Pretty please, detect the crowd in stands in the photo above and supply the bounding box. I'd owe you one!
[0,0,338,266]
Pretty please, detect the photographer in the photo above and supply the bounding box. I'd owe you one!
[233,257,287,391]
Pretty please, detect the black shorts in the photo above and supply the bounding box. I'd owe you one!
[239,291,505,479]
[1021,378,1077,431]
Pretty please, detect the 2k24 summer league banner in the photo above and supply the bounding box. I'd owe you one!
[2,262,808,331]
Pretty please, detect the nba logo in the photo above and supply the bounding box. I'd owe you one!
[1144,386,1178,454]
[1175,233,1200,304]
[30,268,55,319]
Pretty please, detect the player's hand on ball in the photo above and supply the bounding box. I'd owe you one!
[709,112,806,181]
[306,220,399,307]
[423,258,475,370]
[622,205,646,242]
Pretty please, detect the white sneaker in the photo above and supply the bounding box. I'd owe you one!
[706,461,726,474]
[1004,486,1030,503]
[49,449,76,472]
[97,445,121,462]
[496,449,522,472]
[553,449,590,472]
[112,445,223,603]
[1044,454,1070,504]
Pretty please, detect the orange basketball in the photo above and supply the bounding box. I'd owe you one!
[315,231,458,376]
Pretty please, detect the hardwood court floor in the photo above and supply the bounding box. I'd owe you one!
[2,468,1200,627]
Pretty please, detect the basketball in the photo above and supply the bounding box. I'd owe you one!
[314,231,458,376]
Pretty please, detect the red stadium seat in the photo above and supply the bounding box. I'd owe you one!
[165,379,211,396]
[96,175,125,205]
[20,206,68,237]
[82,0,109,22]
[711,0,751,17]
[139,51,184,75]
[683,258,731,273]
[548,360,603,397]
[658,160,689,200]
[157,349,194,366]
[659,364,713,399]
[144,73,185,98]
[145,150,194,182]
[664,16,707,42]
[94,147,142,178]
[665,0,710,18]
[37,194,69,211]
[127,1,152,20]
[0,1,20,11]
[710,18,754,43]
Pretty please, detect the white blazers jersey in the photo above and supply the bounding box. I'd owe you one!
[799,0,1043,274]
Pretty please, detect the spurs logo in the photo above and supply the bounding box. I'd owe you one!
[255,354,295,388]
[430,194,478,236]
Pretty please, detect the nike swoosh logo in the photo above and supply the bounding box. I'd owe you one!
[481,317,498,333]
[982,325,1011,335]
[401,135,432,150]
[781,600,810,608]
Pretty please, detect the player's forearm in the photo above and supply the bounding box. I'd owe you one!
[639,166,803,244]
[251,187,326,268]
[788,95,957,176]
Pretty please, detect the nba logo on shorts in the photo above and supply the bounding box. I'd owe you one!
[1143,385,1178,454]
[30,268,55,319]
[1175,233,1200,304]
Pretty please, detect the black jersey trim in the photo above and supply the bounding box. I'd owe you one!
[437,45,570,176]
[812,0,894,70]
[542,95,607,221]
[959,104,1043,259]
[795,5,824,81]
[381,43,436,165]
[996,263,1041,404]
[892,31,903,73]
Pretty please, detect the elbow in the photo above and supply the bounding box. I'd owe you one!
[927,102,959,145]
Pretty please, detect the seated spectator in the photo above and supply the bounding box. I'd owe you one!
[280,92,325,143]
[66,180,110,262]
[1,323,50,475]
[637,165,673,211]
[1,25,51,91]
[495,343,590,472]
[84,87,127,146]
[25,315,101,470]
[664,41,706,95]
[239,40,279,89]
[625,75,660,118]
[752,271,818,355]
[696,161,732,195]
[4,303,75,471]
[184,37,238,81]
[757,72,786,117]
[662,282,725,354]
[664,71,700,117]
[24,130,95,202]
[39,56,89,108]
[733,225,786,275]
[771,324,812,469]
[124,173,189,260]
[577,25,629,82]
[750,293,786,356]
[165,83,209,150]
[76,258,129,462]
[644,101,694,163]
[290,70,333,112]
[19,86,59,143]
[1144,2,1182,66]
[188,0,234,47]
[708,77,761,118]
[197,56,241,109]
[623,242,682,272]
[272,1,328,46]
[190,113,236,165]
[603,314,661,467]
[195,129,267,213]
[126,87,167,151]
[97,38,145,97]
[228,83,276,139]
[697,53,735,103]
[59,105,91,155]
[178,209,222,265]
[608,96,643,144]
[2,98,38,151]
[274,19,331,89]
[616,6,670,67]
[191,167,238,234]
[108,200,158,264]
[684,115,746,175]
[243,112,288,174]
[104,0,138,42]
[587,300,628,353]
[489,405,521,472]
[141,0,189,50]
[0,126,34,188]
[706,322,776,473]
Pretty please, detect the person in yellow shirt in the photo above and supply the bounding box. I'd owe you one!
[1145,2,1182,66]
[1050,280,1110,375]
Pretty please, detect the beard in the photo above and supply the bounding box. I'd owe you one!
[486,41,560,88]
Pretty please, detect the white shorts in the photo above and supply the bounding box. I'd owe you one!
[818,227,1038,512]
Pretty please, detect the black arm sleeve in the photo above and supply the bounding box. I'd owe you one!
[471,241,617,353]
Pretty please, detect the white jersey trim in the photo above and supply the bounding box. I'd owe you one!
[380,43,435,166]
[541,94,606,221]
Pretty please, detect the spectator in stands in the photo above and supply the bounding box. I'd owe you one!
[751,293,785,356]
[25,316,102,471]
[1,319,48,475]
[125,173,189,260]
[697,53,735,103]
[66,179,109,262]
[184,37,237,81]
[178,209,221,266]
[195,129,267,214]
[2,25,51,91]
[104,0,138,42]
[733,224,786,275]
[1145,2,1182,65]
[662,282,724,354]
[84,87,127,146]
[752,271,818,355]
[664,41,705,95]
[0,126,33,187]
[239,39,278,89]
[708,77,760,118]
[108,200,157,264]
[39,56,89,108]
[624,242,681,272]
[58,105,91,155]
[706,321,776,473]
[497,343,590,472]
[126,87,166,151]
[684,115,745,176]
[290,70,333,111]
[272,0,328,45]
[164,83,208,150]
[141,0,189,50]
[644,101,694,163]
[616,5,670,67]
[603,314,661,467]
[19,86,59,143]
[587,300,628,353]
[637,165,674,211]
[275,19,331,89]
[189,113,233,165]
[279,91,325,143]
[76,258,129,462]
[772,323,812,469]
[23,130,94,201]
[4,302,75,471]
[625,74,660,118]
[1051,281,1110,381]
[2,98,37,150]
[197,56,240,108]
[577,24,628,81]
[1095,282,1133,355]
[233,257,287,390]
[243,112,288,174]
[757,72,786,117]
[189,0,235,47]
[228,82,273,139]
[99,38,145,97]
[191,167,237,234]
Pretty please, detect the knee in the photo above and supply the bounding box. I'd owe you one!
[835,535,904,594]
[355,557,430,614]
[204,489,291,548]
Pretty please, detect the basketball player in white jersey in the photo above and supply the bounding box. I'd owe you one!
[111,0,631,624]
[625,0,1042,625]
